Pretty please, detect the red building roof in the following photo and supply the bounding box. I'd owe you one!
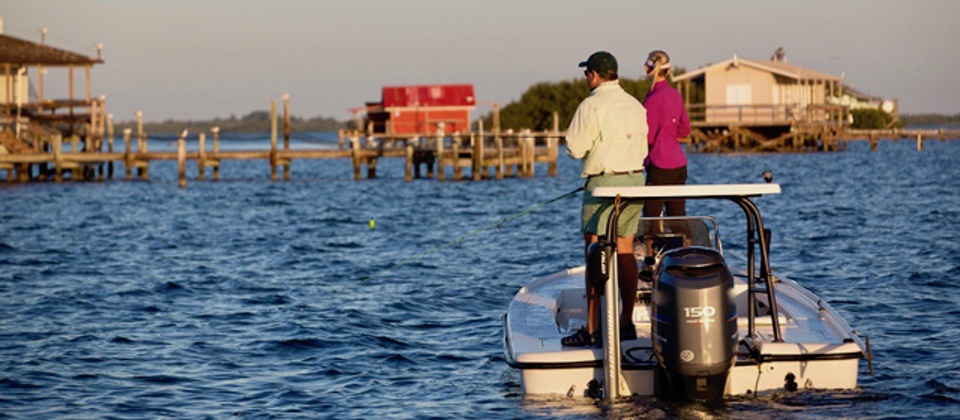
[381,84,475,108]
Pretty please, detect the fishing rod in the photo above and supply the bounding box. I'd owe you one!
[359,186,585,282]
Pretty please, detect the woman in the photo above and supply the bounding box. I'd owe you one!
[642,50,691,218]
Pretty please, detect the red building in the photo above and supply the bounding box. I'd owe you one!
[363,84,475,135]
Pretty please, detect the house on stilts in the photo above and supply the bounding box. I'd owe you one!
[1,16,106,180]
[672,50,894,152]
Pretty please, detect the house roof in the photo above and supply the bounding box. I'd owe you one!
[841,84,883,102]
[0,33,103,66]
[673,56,839,83]
[382,84,475,108]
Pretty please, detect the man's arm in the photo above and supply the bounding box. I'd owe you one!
[565,102,596,159]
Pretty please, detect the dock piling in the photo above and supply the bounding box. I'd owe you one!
[435,131,445,181]
[123,128,132,180]
[472,131,483,181]
[53,134,62,182]
[107,113,114,179]
[405,143,414,182]
[198,133,206,180]
[270,100,278,181]
[350,135,361,181]
[177,134,187,188]
[136,111,148,180]
[211,127,221,180]
[452,134,462,180]
[283,94,291,180]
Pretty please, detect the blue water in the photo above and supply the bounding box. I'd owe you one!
[2,135,959,418]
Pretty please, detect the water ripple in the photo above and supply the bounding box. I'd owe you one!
[0,139,958,417]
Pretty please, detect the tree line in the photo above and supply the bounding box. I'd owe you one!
[122,82,955,135]
[117,111,348,135]
[900,113,960,126]
[481,76,683,132]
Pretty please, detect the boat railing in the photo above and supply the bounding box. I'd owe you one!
[592,184,784,343]
[636,216,722,258]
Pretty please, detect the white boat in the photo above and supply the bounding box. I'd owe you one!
[502,184,871,401]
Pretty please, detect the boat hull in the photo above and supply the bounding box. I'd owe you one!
[503,266,865,397]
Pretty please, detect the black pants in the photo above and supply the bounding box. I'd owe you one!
[643,164,687,217]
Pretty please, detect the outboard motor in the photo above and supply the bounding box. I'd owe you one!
[652,247,737,402]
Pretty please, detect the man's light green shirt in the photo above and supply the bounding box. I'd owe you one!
[565,80,648,177]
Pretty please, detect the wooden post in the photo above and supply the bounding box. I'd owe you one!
[495,134,504,180]
[435,130,445,181]
[367,156,377,179]
[282,94,291,180]
[917,133,923,152]
[549,112,560,177]
[68,65,75,134]
[405,142,414,182]
[452,134,462,180]
[177,135,187,188]
[350,135,361,181]
[212,126,221,180]
[547,135,558,177]
[85,65,91,101]
[270,99,278,180]
[478,119,492,179]
[107,112,115,179]
[123,128,133,180]
[525,132,536,178]
[197,133,206,180]
[869,133,878,152]
[53,134,63,182]
[70,135,81,180]
[472,131,483,181]
[136,111,148,180]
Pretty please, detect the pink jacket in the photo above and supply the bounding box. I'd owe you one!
[643,80,690,169]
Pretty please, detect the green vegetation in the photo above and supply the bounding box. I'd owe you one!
[117,111,349,135]
[483,70,691,132]
[483,77,655,132]
[901,113,960,126]
[850,109,898,129]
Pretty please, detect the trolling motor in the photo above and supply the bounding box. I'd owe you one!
[653,246,738,402]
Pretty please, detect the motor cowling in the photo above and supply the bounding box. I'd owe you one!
[652,247,737,402]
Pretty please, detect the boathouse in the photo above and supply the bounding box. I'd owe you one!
[362,84,476,135]
[0,17,106,180]
[1,19,105,138]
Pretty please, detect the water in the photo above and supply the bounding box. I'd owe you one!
[1,135,959,418]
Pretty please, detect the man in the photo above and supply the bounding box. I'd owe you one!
[562,51,648,347]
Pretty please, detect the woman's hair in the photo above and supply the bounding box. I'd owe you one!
[645,50,672,79]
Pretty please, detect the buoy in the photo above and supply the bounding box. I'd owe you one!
[369,217,375,230]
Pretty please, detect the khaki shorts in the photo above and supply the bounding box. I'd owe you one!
[581,172,644,237]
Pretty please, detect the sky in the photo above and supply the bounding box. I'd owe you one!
[2,0,959,122]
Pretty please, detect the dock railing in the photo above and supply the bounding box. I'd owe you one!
[340,126,562,181]
[687,103,847,127]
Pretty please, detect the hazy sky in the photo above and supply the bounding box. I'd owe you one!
[3,0,958,122]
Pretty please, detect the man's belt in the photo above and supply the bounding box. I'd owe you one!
[588,169,643,177]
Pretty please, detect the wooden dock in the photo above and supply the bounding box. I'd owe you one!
[684,125,959,153]
[1,99,561,186]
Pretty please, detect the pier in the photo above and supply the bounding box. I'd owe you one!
[682,125,960,154]
[0,98,562,186]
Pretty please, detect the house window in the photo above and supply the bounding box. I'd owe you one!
[726,84,752,105]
